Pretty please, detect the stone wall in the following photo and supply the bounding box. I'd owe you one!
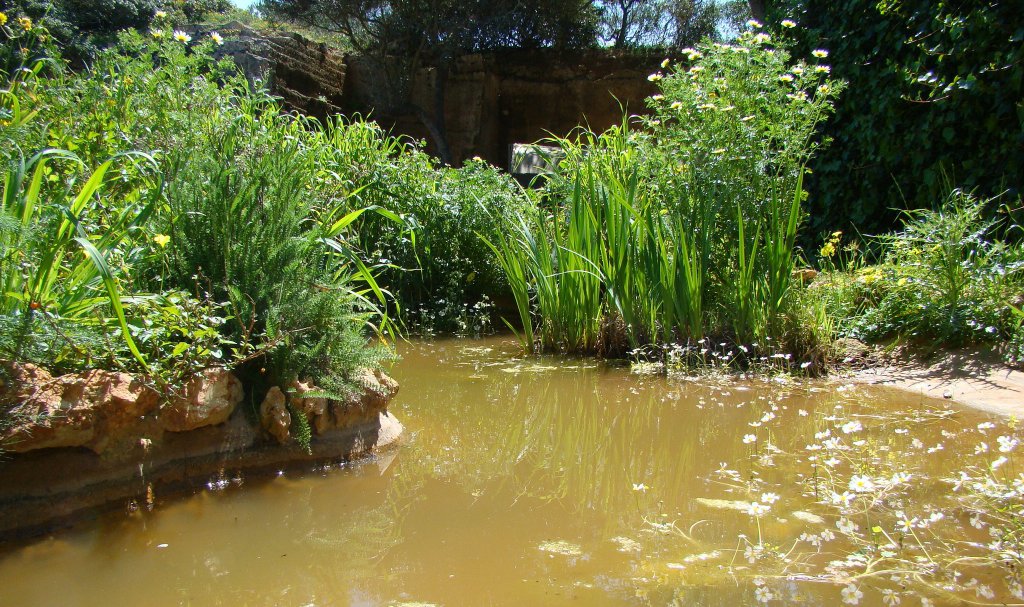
[197,22,348,119]
[208,26,662,167]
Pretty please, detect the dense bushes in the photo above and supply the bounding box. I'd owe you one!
[770,0,1024,235]
[811,191,1024,360]
[2,14,535,393]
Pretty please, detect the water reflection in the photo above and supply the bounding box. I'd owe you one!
[0,336,1012,606]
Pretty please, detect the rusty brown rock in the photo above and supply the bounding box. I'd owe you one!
[259,386,291,444]
[158,369,243,432]
[290,378,328,434]
[352,368,399,411]
[792,268,819,284]
[1,363,158,454]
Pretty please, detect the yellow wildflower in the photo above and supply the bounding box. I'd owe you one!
[781,20,796,28]
[153,234,170,248]
[18,16,32,31]
[155,10,168,18]
[812,49,829,59]
[0,12,8,26]
[660,58,670,69]
[647,72,663,82]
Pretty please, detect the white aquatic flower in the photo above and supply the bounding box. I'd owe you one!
[761,492,780,504]
[798,409,808,416]
[743,434,757,444]
[815,429,831,440]
[975,441,989,454]
[895,512,919,533]
[830,491,854,508]
[755,586,774,603]
[747,501,770,517]
[977,421,996,432]
[841,420,862,434]
[992,455,1009,469]
[849,475,875,493]
[889,471,911,485]
[824,457,841,467]
[632,482,648,493]
[881,588,901,606]
[841,583,863,605]
[836,517,858,534]
[997,435,1019,452]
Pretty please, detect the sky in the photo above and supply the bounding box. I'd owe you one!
[230,0,258,9]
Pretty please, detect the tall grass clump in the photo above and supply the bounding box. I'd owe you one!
[487,23,841,361]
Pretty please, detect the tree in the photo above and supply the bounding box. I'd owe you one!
[593,0,741,49]
[258,0,598,164]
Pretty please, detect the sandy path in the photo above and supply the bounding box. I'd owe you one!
[848,349,1024,418]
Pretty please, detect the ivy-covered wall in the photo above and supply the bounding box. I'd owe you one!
[774,0,1023,234]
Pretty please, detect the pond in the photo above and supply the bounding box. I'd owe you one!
[0,336,1020,606]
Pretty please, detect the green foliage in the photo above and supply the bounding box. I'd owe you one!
[487,27,840,360]
[0,0,231,60]
[316,122,533,333]
[770,0,1024,234]
[815,191,1024,350]
[258,0,599,55]
[1,25,398,396]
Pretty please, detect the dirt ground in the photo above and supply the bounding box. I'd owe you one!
[847,347,1024,418]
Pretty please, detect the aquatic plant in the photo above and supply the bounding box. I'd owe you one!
[486,24,841,359]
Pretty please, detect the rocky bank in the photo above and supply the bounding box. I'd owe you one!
[0,362,401,539]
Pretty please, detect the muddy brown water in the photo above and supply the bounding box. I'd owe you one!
[0,336,1009,606]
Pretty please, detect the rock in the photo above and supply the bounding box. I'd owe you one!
[834,337,871,364]
[159,369,243,432]
[353,368,399,410]
[792,268,818,284]
[260,387,291,444]
[290,378,329,434]
[1,362,159,454]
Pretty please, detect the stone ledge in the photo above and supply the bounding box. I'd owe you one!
[0,409,402,541]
